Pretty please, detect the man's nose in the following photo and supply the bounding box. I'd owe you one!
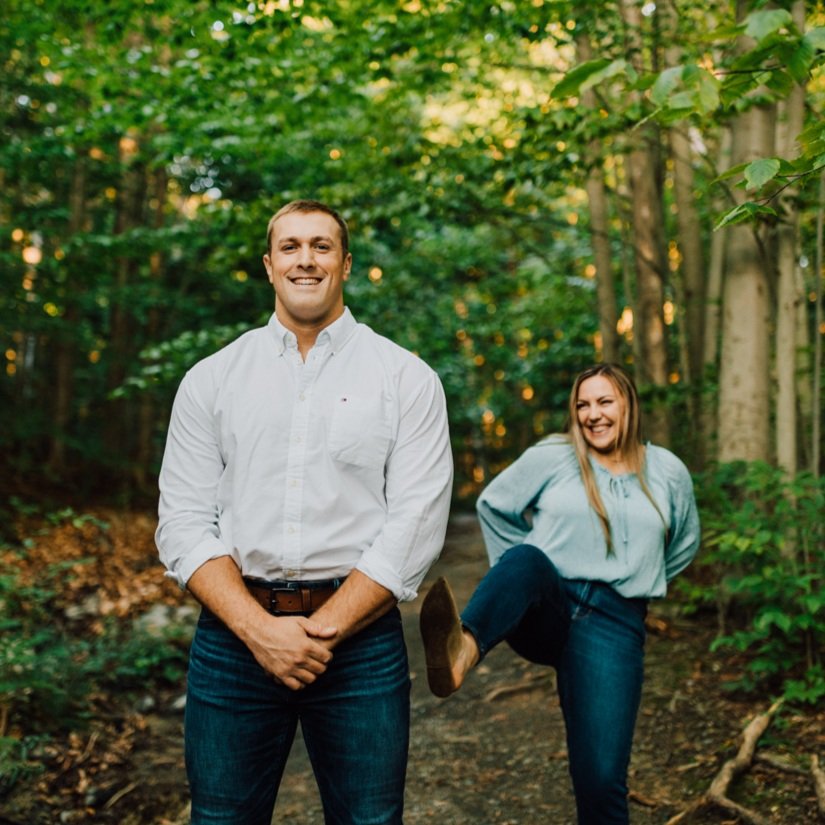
[297,245,315,267]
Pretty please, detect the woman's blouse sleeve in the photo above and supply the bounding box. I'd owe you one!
[475,440,563,565]
[662,453,701,582]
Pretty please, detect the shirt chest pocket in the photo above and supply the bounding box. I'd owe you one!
[327,396,392,470]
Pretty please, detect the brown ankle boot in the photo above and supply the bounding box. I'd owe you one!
[419,577,464,698]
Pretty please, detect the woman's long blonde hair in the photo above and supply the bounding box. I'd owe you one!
[565,364,665,553]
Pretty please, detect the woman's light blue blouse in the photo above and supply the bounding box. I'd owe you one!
[475,438,700,599]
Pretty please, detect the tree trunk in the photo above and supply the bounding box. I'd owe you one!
[627,145,669,386]
[105,133,146,465]
[813,172,825,476]
[48,157,87,474]
[670,126,707,466]
[699,128,733,462]
[577,34,620,364]
[134,166,167,492]
[717,101,775,463]
[618,0,670,445]
[704,129,733,370]
[670,129,705,382]
[661,1,706,392]
[774,0,806,475]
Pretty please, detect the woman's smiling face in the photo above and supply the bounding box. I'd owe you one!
[575,373,626,456]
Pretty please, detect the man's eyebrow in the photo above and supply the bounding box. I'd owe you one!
[277,235,336,244]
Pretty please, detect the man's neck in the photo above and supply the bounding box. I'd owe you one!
[275,308,344,360]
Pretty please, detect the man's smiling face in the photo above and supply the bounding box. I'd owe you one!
[263,210,352,333]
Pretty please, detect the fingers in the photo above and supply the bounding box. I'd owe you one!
[253,617,335,689]
[276,670,317,691]
[273,653,330,691]
[298,617,339,639]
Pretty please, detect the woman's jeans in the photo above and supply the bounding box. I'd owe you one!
[461,544,648,825]
[184,607,410,825]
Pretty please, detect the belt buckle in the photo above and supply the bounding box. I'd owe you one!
[269,585,298,613]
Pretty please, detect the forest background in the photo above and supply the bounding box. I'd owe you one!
[1,0,824,820]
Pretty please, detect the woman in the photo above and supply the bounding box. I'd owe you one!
[420,363,700,825]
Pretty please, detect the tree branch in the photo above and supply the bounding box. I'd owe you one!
[664,699,784,825]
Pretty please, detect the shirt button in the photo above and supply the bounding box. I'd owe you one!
[298,393,306,401]
[287,526,295,534]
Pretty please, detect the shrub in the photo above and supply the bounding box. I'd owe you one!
[0,520,189,798]
[685,462,825,705]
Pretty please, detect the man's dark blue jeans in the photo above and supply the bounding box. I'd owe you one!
[184,606,410,825]
[461,544,648,825]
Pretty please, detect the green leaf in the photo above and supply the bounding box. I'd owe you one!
[786,37,814,83]
[714,162,750,183]
[650,65,719,116]
[650,67,683,107]
[756,609,793,634]
[744,158,781,190]
[714,202,778,230]
[668,91,695,111]
[551,59,628,99]
[551,59,611,99]
[696,70,721,113]
[745,9,793,43]
[804,27,825,51]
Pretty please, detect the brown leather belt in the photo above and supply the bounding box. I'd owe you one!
[243,577,345,615]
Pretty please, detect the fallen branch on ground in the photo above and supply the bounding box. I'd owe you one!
[664,699,784,825]
[628,789,667,808]
[756,752,808,776]
[483,670,553,702]
[104,781,138,809]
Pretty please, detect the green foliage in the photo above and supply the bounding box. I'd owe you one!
[0,567,187,729]
[713,201,778,230]
[552,58,630,99]
[0,525,189,795]
[549,4,825,227]
[688,462,825,705]
[0,735,47,798]
[0,564,188,730]
[112,321,257,397]
[1,0,614,496]
[2,0,823,499]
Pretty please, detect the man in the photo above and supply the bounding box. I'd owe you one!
[156,199,453,824]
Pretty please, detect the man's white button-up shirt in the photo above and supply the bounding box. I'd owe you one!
[156,308,453,602]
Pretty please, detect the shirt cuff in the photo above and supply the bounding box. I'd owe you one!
[169,537,232,590]
[354,558,417,603]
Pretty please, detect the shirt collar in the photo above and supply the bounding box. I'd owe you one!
[267,307,358,355]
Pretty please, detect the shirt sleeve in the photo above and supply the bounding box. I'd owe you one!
[155,366,231,589]
[475,440,563,565]
[663,456,701,582]
[354,367,453,602]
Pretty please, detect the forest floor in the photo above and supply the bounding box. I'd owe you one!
[2,510,824,825]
